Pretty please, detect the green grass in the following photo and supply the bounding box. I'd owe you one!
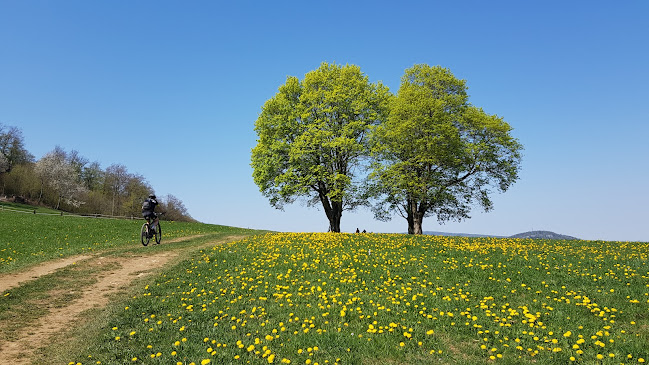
[0,201,63,214]
[0,256,113,343]
[62,233,649,365]
[0,208,264,364]
[0,210,255,274]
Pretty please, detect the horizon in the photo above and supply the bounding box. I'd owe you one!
[2,1,647,242]
[0,195,641,242]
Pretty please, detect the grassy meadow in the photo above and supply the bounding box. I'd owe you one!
[0,207,253,273]
[58,232,649,364]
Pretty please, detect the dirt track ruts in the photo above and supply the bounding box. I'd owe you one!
[0,235,244,364]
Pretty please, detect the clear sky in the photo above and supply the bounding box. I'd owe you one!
[1,1,647,241]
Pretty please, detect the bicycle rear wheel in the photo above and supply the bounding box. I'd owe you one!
[154,223,162,244]
[141,223,150,246]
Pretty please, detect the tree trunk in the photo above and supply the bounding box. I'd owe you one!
[412,215,423,235]
[406,202,415,234]
[406,199,425,234]
[319,191,342,232]
[38,183,43,204]
[329,200,343,232]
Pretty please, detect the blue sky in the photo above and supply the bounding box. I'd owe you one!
[1,1,647,241]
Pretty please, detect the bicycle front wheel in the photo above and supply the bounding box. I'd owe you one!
[154,223,162,244]
[141,223,150,246]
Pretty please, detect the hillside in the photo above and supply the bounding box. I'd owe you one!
[422,231,504,238]
[424,230,579,240]
[3,219,648,364]
[509,230,579,240]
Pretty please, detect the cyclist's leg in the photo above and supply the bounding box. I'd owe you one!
[142,212,154,235]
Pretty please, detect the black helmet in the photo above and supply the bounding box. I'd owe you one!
[149,194,156,199]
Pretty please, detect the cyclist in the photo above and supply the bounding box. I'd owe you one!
[142,194,159,235]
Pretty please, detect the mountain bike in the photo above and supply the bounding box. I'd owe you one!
[141,212,163,246]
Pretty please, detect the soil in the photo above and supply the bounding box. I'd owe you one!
[0,255,94,293]
[0,234,245,364]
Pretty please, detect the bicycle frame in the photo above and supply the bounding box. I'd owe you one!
[141,212,162,246]
[146,215,159,230]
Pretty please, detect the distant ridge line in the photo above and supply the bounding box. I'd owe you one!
[509,230,579,240]
[421,231,504,238]
[422,230,579,240]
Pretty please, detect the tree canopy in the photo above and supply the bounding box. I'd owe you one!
[368,65,523,234]
[251,62,391,232]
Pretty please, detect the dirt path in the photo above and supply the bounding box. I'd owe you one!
[0,255,94,293]
[0,235,245,364]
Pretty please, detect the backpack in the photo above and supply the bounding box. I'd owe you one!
[142,199,151,211]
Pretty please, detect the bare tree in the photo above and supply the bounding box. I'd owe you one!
[104,164,130,216]
[0,124,34,195]
[0,153,8,175]
[81,161,103,191]
[67,149,88,184]
[0,124,34,173]
[161,194,194,222]
[123,173,152,217]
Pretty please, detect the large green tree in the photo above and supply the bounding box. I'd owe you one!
[251,62,391,232]
[369,64,523,234]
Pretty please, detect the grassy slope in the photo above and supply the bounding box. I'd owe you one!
[0,209,255,274]
[0,201,63,214]
[0,208,265,364]
[59,232,649,365]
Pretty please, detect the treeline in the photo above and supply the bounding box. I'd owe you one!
[0,123,194,222]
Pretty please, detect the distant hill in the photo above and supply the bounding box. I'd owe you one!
[509,230,579,240]
[422,231,505,238]
[422,230,579,240]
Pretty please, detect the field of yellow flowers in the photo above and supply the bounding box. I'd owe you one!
[69,233,649,364]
